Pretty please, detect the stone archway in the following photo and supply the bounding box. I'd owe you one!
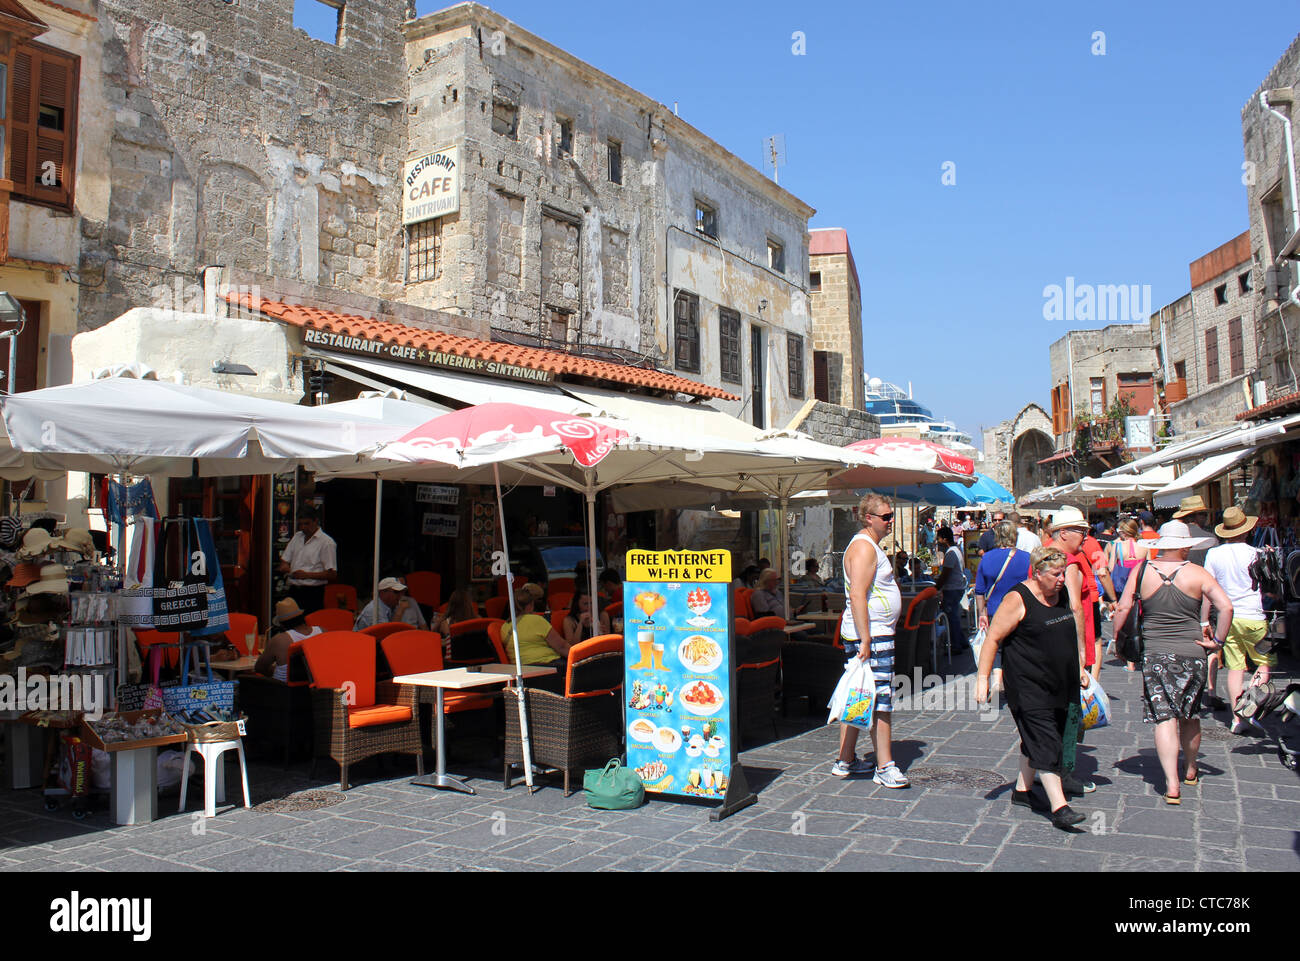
[1011,429,1054,497]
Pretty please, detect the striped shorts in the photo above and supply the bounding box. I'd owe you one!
[840,634,895,713]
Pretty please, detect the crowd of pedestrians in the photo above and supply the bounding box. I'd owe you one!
[828,495,1284,832]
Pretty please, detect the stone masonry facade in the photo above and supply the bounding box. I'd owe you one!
[808,228,864,410]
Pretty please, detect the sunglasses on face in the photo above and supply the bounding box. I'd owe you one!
[867,512,894,522]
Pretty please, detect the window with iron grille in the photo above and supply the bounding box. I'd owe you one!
[1205,327,1220,384]
[674,290,700,373]
[718,307,741,384]
[405,219,442,283]
[787,333,805,399]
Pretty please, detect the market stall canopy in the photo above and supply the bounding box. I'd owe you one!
[0,377,414,477]
[1103,413,1300,475]
[1152,450,1254,509]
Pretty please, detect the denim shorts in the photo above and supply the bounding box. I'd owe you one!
[840,634,895,712]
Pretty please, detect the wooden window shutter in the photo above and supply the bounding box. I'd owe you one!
[813,350,829,401]
[1228,317,1243,378]
[1205,328,1219,384]
[9,43,78,210]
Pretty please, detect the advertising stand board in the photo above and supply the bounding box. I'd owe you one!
[622,548,757,821]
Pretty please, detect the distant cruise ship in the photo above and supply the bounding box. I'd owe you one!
[862,375,982,462]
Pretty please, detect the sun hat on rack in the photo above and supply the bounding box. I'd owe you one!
[0,515,22,550]
[16,528,53,559]
[1213,506,1257,540]
[6,562,43,589]
[1148,520,1216,552]
[50,528,95,557]
[24,563,68,595]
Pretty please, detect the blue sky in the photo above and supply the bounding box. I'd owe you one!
[295,1,1299,449]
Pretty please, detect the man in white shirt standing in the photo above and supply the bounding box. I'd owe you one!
[355,577,427,631]
[1009,511,1042,553]
[279,507,337,615]
[1203,507,1271,735]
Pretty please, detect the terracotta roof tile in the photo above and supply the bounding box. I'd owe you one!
[225,293,740,402]
[1236,390,1300,421]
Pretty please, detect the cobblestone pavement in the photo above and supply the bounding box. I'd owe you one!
[2,648,1296,872]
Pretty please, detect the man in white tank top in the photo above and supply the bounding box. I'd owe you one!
[832,493,909,788]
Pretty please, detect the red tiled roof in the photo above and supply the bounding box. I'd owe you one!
[1236,390,1300,421]
[809,227,861,292]
[225,293,740,402]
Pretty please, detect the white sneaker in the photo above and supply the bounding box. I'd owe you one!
[1231,717,1266,737]
[830,756,875,778]
[872,762,910,789]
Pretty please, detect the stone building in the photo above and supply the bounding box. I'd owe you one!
[981,404,1054,498]
[1241,34,1300,408]
[807,227,863,410]
[1047,323,1160,474]
[1152,233,1257,436]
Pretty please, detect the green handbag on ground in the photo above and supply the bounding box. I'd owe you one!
[583,758,645,810]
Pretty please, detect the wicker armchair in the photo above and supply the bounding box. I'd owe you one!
[782,629,845,717]
[503,634,624,795]
[447,618,506,666]
[238,639,313,767]
[736,618,784,743]
[300,630,423,790]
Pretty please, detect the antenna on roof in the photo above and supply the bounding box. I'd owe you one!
[763,135,786,185]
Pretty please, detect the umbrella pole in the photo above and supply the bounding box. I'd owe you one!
[584,473,600,632]
[779,491,790,621]
[495,462,534,791]
[372,477,382,616]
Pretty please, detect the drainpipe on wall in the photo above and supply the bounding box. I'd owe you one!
[1260,89,1300,389]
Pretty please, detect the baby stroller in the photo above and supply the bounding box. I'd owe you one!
[1234,681,1300,773]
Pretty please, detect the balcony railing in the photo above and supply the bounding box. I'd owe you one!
[1072,418,1126,453]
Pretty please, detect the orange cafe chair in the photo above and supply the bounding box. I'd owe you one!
[484,596,511,621]
[548,591,574,614]
[223,612,260,656]
[323,584,358,612]
[495,574,525,596]
[547,576,577,596]
[134,629,180,684]
[381,630,495,716]
[404,571,441,609]
[299,630,423,790]
[735,588,755,620]
[361,621,408,644]
[503,634,624,795]
[448,618,505,666]
[305,608,354,634]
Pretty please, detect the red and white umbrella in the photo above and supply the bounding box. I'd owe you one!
[834,437,975,487]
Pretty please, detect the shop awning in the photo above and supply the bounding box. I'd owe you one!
[1152,449,1254,509]
[1104,413,1300,475]
[1037,449,1074,465]
[314,350,591,414]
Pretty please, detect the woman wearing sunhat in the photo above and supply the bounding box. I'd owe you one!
[255,598,322,682]
[1112,520,1233,803]
[1203,508,1272,735]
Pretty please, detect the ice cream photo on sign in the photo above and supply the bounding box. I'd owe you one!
[685,587,715,628]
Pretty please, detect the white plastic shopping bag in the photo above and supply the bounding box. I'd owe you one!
[827,657,878,731]
[1079,676,1111,730]
[970,627,987,664]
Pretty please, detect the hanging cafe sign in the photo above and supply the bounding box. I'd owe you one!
[303,327,556,385]
[403,145,461,226]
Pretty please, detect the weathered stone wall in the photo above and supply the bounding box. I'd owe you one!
[1242,33,1300,398]
[809,246,863,409]
[797,401,880,447]
[982,404,1053,499]
[85,0,412,333]
[1049,324,1158,445]
[1168,374,1253,435]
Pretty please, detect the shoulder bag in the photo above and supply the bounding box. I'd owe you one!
[583,758,646,810]
[1114,559,1148,663]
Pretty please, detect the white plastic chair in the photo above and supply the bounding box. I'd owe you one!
[179,738,250,818]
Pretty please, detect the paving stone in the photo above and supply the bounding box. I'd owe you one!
[739,851,827,871]
[1101,855,1197,872]
[97,853,205,872]
[990,846,1107,871]
[725,828,852,860]
[1243,847,1300,870]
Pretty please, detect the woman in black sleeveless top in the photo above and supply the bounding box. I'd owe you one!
[977,546,1089,829]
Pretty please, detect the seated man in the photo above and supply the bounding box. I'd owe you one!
[795,557,824,588]
[255,598,322,682]
[354,577,428,631]
[750,568,809,621]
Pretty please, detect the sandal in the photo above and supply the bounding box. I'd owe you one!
[1183,768,1199,786]
[1165,793,1181,805]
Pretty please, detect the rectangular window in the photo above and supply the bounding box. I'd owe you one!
[787,333,804,399]
[813,350,830,401]
[556,117,572,157]
[1277,353,1291,385]
[809,271,821,292]
[9,42,79,210]
[1228,317,1244,378]
[404,219,442,283]
[491,99,518,139]
[673,290,700,373]
[1239,271,1252,295]
[1214,283,1228,306]
[1262,183,1290,262]
[1090,377,1105,416]
[548,309,570,345]
[1205,328,1220,384]
[750,326,764,429]
[695,199,717,239]
[767,239,785,274]
[607,139,622,184]
[718,307,742,384]
[1174,360,1186,382]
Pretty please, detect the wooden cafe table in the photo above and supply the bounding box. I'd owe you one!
[393,664,557,796]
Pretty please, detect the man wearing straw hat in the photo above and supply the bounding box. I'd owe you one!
[1203,508,1271,735]
[1172,496,1214,566]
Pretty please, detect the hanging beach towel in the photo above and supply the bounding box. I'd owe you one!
[189,517,229,635]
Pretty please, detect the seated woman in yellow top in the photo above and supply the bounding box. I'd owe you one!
[505,583,571,667]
